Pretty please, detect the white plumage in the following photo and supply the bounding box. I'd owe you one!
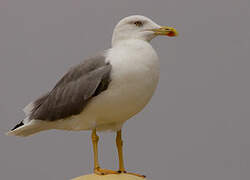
[6,15,177,137]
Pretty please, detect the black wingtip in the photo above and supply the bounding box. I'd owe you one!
[11,121,24,131]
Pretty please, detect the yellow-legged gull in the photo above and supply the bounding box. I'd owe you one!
[6,15,178,177]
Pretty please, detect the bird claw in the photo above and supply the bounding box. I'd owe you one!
[94,168,146,178]
[117,170,146,178]
[94,168,119,175]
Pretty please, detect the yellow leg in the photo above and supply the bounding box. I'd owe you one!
[116,130,146,178]
[116,130,125,172]
[91,129,118,175]
[92,129,100,170]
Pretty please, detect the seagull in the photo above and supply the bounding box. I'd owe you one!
[6,15,178,177]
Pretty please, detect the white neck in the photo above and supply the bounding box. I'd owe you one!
[111,31,156,47]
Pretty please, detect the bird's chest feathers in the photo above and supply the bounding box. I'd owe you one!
[107,40,159,105]
[108,40,159,86]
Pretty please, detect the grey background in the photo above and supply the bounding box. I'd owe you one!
[0,0,249,179]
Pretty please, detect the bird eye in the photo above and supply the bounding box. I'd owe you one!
[134,21,143,27]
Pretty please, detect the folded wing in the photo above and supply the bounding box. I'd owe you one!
[27,53,111,121]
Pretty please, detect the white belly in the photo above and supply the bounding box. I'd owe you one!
[58,40,159,131]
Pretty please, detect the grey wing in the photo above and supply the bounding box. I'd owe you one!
[28,53,111,121]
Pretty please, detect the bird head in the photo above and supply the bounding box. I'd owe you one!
[112,15,178,46]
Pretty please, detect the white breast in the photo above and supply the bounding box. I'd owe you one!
[107,39,160,116]
[58,40,159,131]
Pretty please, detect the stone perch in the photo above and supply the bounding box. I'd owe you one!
[72,174,147,180]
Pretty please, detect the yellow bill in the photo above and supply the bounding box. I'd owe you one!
[151,26,178,37]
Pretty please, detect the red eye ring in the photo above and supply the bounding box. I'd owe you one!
[134,21,143,27]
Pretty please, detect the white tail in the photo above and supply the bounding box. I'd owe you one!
[6,120,50,137]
